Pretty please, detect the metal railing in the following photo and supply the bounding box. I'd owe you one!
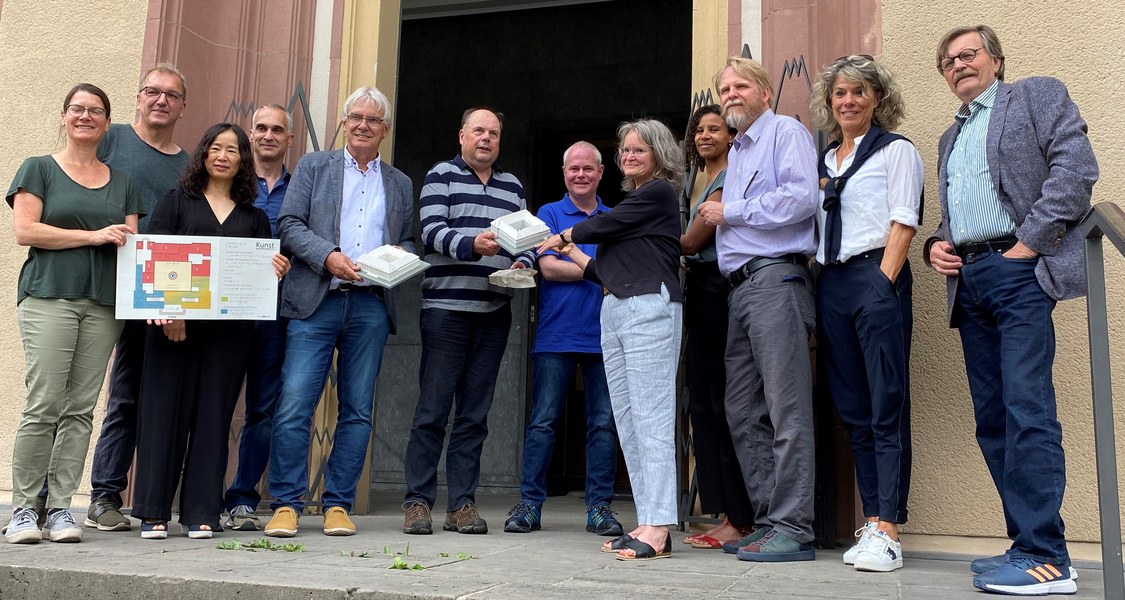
[1079,201,1125,599]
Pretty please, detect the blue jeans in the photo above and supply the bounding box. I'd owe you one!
[268,290,390,513]
[954,252,1068,565]
[224,315,287,510]
[403,306,510,512]
[519,352,617,509]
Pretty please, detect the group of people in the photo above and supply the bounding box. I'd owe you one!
[2,22,1095,597]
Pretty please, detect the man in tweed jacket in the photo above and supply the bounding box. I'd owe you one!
[924,25,1097,596]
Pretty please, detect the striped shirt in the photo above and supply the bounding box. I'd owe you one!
[946,81,1015,245]
[419,155,531,312]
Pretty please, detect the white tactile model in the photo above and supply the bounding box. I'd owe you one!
[490,210,551,254]
[355,245,430,288]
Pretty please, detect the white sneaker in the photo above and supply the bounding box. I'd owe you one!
[42,509,83,543]
[853,530,903,572]
[842,521,878,565]
[5,508,41,544]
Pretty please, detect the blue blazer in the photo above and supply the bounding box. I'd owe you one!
[930,77,1098,325]
[277,148,415,333]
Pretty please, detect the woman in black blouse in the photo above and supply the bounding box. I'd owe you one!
[132,124,289,539]
[539,119,684,560]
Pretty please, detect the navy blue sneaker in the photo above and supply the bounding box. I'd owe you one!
[972,551,1079,580]
[585,504,624,536]
[972,551,1011,574]
[722,526,771,554]
[503,502,541,533]
[972,557,1077,596]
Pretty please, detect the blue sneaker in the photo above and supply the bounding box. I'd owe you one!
[973,557,1077,595]
[973,551,1079,580]
[586,504,623,536]
[503,502,541,533]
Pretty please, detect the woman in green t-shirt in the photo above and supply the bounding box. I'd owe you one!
[4,83,142,545]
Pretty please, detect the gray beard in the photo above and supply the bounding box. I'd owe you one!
[724,111,749,132]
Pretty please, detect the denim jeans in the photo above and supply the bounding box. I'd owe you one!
[519,352,617,509]
[403,306,510,512]
[89,319,147,506]
[225,315,287,510]
[268,290,390,513]
[954,251,1068,565]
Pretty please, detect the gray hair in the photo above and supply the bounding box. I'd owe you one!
[616,119,684,193]
[936,25,1005,80]
[562,141,602,166]
[341,87,392,124]
[810,55,906,141]
[252,103,293,132]
[140,63,187,98]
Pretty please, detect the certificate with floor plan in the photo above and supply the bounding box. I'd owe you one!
[115,234,280,320]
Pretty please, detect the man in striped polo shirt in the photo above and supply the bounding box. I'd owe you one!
[925,25,1097,596]
[402,107,533,535]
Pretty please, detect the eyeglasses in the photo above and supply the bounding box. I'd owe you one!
[619,146,649,156]
[66,104,107,118]
[140,86,185,103]
[940,47,983,72]
[346,114,385,127]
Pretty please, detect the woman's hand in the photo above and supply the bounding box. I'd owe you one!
[90,224,134,246]
[536,227,573,254]
[273,253,291,278]
[559,243,591,270]
[148,318,186,342]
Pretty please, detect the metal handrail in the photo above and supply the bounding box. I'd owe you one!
[1078,201,1125,600]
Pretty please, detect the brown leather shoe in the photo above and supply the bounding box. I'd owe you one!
[403,501,433,535]
[443,503,487,534]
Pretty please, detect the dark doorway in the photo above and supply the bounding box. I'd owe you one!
[395,0,692,498]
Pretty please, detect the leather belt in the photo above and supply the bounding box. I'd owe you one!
[826,247,885,267]
[334,282,384,299]
[728,254,805,288]
[956,235,1017,258]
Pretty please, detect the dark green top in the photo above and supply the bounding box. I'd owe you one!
[97,123,188,232]
[6,155,143,306]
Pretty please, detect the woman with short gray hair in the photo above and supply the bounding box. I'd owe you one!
[538,118,683,561]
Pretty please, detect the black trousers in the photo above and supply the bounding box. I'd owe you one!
[132,320,253,526]
[684,262,754,524]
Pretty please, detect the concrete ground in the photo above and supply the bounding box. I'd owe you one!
[0,493,1106,599]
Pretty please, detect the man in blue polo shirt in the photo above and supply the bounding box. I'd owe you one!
[223,103,293,531]
[503,141,621,536]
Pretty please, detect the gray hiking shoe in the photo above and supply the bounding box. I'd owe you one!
[85,497,131,531]
[225,505,262,531]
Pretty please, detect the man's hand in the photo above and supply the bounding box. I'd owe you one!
[473,231,501,257]
[325,251,361,281]
[1002,241,1039,260]
[511,261,528,269]
[928,240,963,276]
[698,200,727,227]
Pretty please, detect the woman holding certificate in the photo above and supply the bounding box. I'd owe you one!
[4,84,141,544]
[131,123,289,539]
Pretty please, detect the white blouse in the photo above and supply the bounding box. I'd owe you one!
[815,136,924,264]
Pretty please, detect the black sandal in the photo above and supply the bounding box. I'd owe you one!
[600,534,633,553]
[616,534,672,561]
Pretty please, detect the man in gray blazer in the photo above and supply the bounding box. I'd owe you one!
[925,25,1097,596]
[263,87,415,539]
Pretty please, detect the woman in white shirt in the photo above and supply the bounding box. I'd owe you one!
[810,55,923,574]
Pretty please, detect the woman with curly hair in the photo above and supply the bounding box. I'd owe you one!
[678,105,754,549]
[131,123,289,540]
[809,55,922,572]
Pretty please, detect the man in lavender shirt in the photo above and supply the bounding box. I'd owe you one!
[698,56,819,563]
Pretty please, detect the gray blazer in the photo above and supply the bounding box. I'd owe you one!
[277,149,415,333]
[929,77,1098,325]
